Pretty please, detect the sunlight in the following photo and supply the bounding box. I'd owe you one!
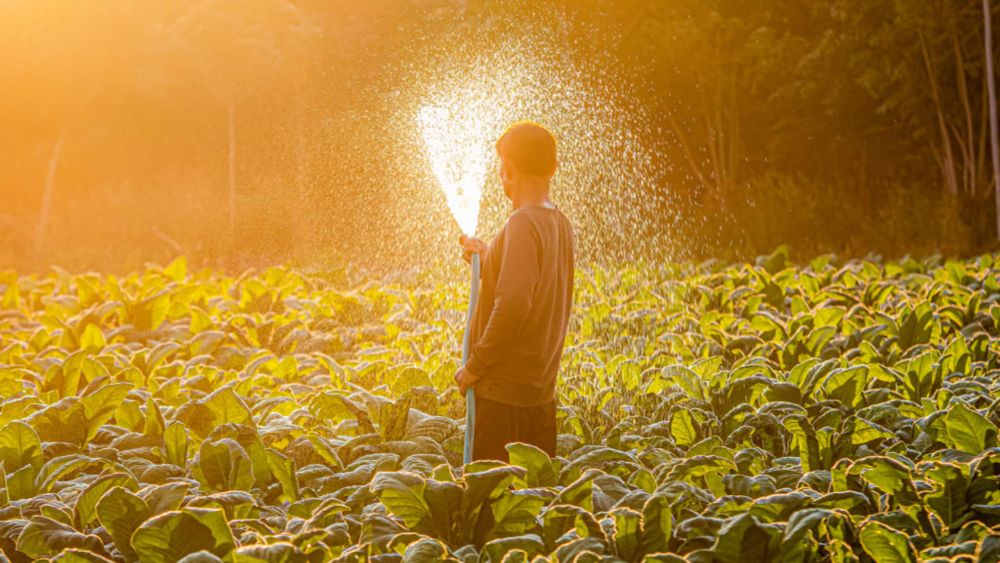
[417,104,490,236]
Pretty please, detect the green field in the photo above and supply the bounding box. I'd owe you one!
[1,250,999,562]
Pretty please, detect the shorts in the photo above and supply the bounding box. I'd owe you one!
[472,395,557,462]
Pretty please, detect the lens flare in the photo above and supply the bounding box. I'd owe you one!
[417,104,490,236]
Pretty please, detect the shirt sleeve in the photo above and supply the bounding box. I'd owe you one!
[465,215,540,376]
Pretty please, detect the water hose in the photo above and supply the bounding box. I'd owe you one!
[462,251,481,464]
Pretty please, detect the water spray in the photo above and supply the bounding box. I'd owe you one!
[417,104,489,464]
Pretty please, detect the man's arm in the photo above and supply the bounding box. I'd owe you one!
[465,216,540,377]
[459,235,487,267]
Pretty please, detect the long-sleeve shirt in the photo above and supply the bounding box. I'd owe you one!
[465,204,574,407]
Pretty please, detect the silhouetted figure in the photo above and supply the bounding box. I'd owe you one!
[456,121,574,462]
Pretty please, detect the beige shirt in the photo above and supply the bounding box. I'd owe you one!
[467,205,575,407]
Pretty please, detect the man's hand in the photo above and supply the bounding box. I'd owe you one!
[459,235,487,264]
[454,366,480,395]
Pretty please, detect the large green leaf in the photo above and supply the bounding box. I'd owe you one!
[175,387,254,439]
[6,462,36,500]
[506,443,557,487]
[97,486,149,560]
[143,395,165,438]
[234,542,310,562]
[132,508,236,563]
[165,422,190,467]
[266,448,299,502]
[16,516,105,559]
[22,398,88,445]
[0,421,43,472]
[369,471,432,530]
[196,438,255,492]
[51,550,116,563]
[820,366,869,408]
[610,507,641,561]
[776,508,849,562]
[848,457,919,506]
[783,415,821,473]
[670,409,697,447]
[639,493,673,556]
[663,456,735,496]
[208,424,273,488]
[423,478,464,541]
[374,395,412,442]
[398,537,449,562]
[37,454,111,494]
[922,463,969,527]
[931,404,998,454]
[846,417,895,446]
[74,473,138,529]
[481,533,546,562]
[461,466,525,529]
[188,491,257,520]
[662,365,706,402]
[858,521,916,563]
[81,382,133,443]
[710,514,780,563]
[490,489,550,538]
[205,387,255,427]
[541,504,604,549]
[554,469,599,512]
[552,536,605,561]
[79,324,107,352]
[141,482,191,516]
[896,303,933,350]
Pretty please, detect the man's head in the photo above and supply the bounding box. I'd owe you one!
[495,121,558,199]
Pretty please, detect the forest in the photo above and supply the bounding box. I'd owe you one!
[2,0,999,272]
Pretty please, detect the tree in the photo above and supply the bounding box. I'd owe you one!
[142,1,319,244]
[0,0,142,256]
[984,0,1000,239]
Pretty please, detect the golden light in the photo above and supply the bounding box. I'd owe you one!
[417,104,490,237]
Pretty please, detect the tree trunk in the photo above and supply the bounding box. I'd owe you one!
[294,102,308,250]
[951,21,977,196]
[34,130,67,253]
[665,111,708,194]
[227,102,237,234]
[984,0,1000,240]
[921,32,960,196]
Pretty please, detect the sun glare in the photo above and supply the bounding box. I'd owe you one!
[417,104,490,236]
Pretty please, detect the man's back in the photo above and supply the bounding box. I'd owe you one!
[466,204,574,407]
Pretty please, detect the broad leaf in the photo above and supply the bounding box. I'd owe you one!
[165,422,190,467]
[16,516,104,559]
[506,442,557,487]
[932,404,997,454]
[81,382,133,443]
[97,486,149,560]
[858,521,916,563]
[196,438,255,492]
[0,421,43,472]
[132,508,236,563]
[481,533,545,562]
[490,489,550,538]
[74,473,138,529]
[369,471,432,530]
[710,513,779,563]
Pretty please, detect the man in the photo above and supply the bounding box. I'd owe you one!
[455,121,575,462]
